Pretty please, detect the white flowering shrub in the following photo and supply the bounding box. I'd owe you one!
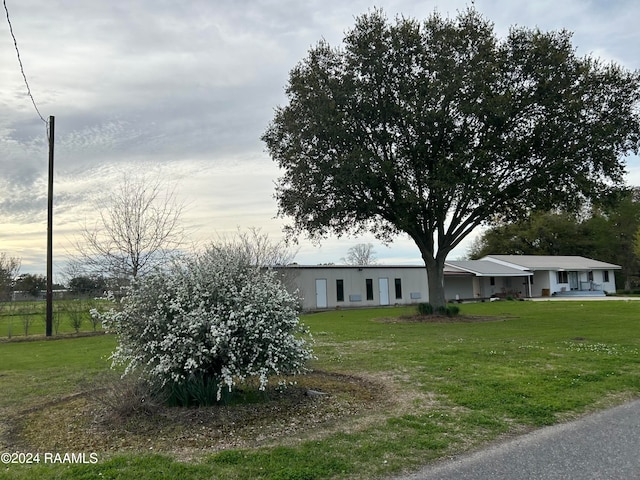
[97,245,313,404]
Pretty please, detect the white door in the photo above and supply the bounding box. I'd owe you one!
[378,278,390,306]
[315,279,328,308]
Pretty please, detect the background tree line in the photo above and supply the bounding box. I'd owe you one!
[468,187,640,290]
[0,253,20,302]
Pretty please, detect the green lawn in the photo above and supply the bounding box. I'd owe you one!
[1,300,639,479]
[0,300,108,338]
[0,335,115,409]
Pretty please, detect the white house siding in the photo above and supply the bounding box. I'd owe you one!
[548,269,617,295]
[444,276,475,300]
[600,270,617,294]
[280,257,621,311]
[445,260,535,299]
[482,256,620,296]
[478,276,520,298]
[532,271,551,297]
[282,266,429,311]
[448,275,529,299]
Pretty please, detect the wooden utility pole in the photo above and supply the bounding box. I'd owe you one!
[46,115,54,337]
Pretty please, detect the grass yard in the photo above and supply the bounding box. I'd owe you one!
[1,300,639,479]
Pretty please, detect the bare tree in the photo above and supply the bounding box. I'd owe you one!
[0,253,20,302]
[19,304,36,337]
[71,172,186,280]
[341,243,377,265]
[215,227,297,267]
[212,227,299,297]
[66,300,87,333]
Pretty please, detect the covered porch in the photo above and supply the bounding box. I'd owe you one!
[552,269,606,297]
[444,261,534,301]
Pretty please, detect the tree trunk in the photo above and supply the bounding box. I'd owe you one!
[422,253,447,309]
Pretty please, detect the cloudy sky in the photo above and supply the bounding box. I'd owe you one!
[2,0,640,279]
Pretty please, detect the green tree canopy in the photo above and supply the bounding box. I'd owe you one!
[68,275,108,296]
[469,188,640,290]
[468,211,589,258]
[263,7,640,307]
[14,274,46,298]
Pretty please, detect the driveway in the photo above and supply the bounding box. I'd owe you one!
[531,296,640,301]
[391,399,640,480]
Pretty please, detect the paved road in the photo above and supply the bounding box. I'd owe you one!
[531,296,640,302]
[392,399,640,480]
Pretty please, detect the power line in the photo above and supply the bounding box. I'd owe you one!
[4,0,55,337]
[3,0,48,126]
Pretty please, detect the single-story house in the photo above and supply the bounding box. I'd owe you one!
[11,289,68,302]
[479,255,620,298]
[279,255,621,310]
[444,260,533,300]
[277,264,429,311]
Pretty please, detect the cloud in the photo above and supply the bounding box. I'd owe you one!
[2,0,639,276]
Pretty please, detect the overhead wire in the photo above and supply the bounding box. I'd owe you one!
[3,0,50,137]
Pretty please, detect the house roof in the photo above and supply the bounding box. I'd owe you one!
[445,260,533,277]
[276,255,621,275]
[275,264,426,270]
[280,262,532,277]
[481,255,621,271]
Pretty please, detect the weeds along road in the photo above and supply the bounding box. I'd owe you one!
[393,399,640,480]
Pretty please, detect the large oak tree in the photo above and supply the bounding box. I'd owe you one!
[263,8,640,308]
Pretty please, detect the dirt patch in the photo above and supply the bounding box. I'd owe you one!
[8,371,394,461]
[374,314,515,324]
